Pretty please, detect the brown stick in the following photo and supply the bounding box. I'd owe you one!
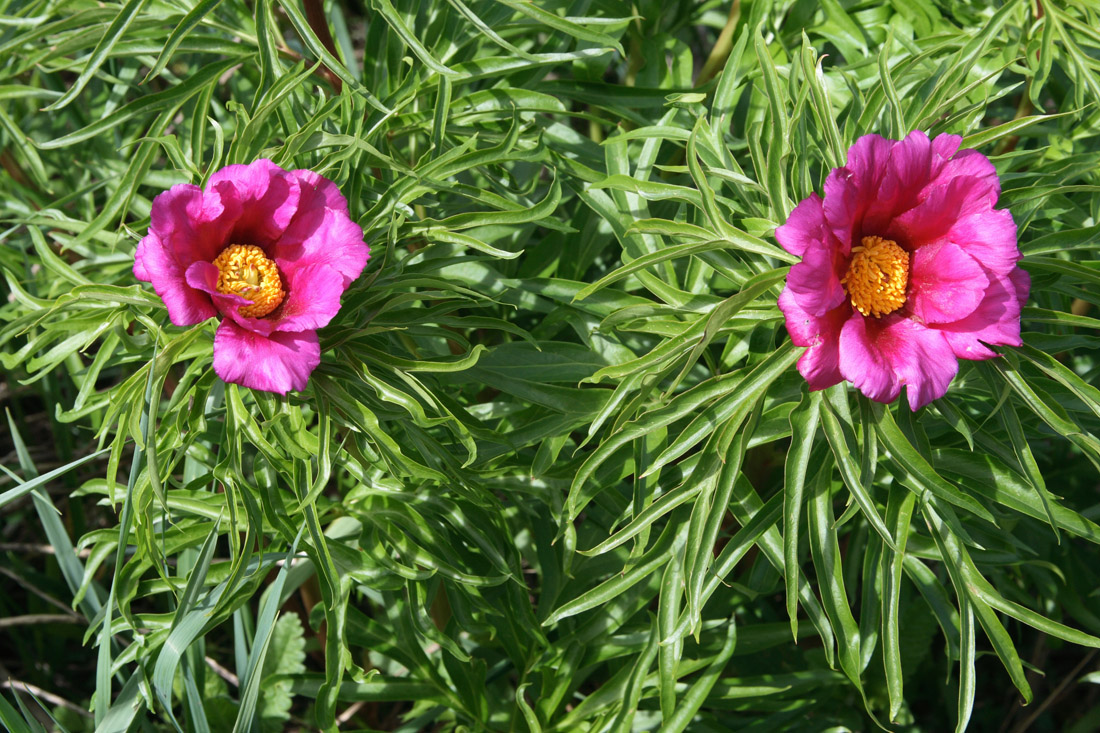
[0,614,85,629]
[302,0,344,93]
[1009,648,1098,733]
[1,680,93,719]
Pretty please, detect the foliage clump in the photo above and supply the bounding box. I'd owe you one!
[2,0,1100,731]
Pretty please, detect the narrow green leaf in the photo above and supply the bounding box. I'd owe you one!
[45,0,149,110]
[820,397,896,549]
[784,391,821,640]
[662,618,737,733]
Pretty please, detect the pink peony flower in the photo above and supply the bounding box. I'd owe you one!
[777,131,1029,410]
[134,160,369,394]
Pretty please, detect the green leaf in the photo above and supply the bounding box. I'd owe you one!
[44,0,150,110]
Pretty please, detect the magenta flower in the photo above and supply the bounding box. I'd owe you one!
[777,131,1029,410]
[134,160,369,394]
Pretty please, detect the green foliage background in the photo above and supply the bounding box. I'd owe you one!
[2,0,1100,730]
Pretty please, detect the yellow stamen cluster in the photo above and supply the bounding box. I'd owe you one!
[212,244,285,318]
[841,236,910,318]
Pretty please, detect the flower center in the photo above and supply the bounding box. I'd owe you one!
[212,244,285,318]
[841,236,910,318]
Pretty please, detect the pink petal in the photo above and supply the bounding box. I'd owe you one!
[135,228,217,326]
[150,182,240,263]
[208,159,302,246]
[908,242,989,324]
[845,134,897,193]
[821,136,899,249]
[292,168,351,217]
[185,261,284,337]
[840,314,958,410]
[935,270,1027,361]
[889,131,934,189]
[776,193,827,257]
[780,288,847,391]
[822,167,860,251]
[863,130,933,235]
[839,314,902,405]
[945,207,1020,278]
[1011,266,1030,304]
[213,320,320,394]
[272,263,347,332]
[133,236,152,281]
[931,134,962,169]
[147,184,207,256]
[888,173,994,248]
[272,205,369,288]
[785,240,847,317]
[887,320,959,410]
[929,149,999,207]
[135,181,246,325]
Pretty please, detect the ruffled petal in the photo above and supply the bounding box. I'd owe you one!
[184,261,276,336]
[839,314,902,405]
[930,134,963,171]
[887,173,993,248]
[136,224,218,326]
[780,287,847,391]
[208,159,302,246]
[272,263,347,332]
[292,168,350,216]
[135,181,246,325]
[935,269,1027,360]
[929,149,1000,208]
[785,242,847,317]
[213,320,320,394]
[945,207,1020,278]
[776,193,827,257]
[863,130,933,235]
[1011,266,1030,304]
[133,235,152,281]
[272,204,369,288]
[886,320,959,410]
[846,134,897,193]
[908,242,989,324]
[841,314,958,410]
[150,182,239,263]
[822,167,860,251]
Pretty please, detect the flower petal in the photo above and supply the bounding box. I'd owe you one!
[822,134,899,243]
[908,242,989,324]
[133,236,152,281]
[292,168,350,216]
[888,173,994,248]
[272,205,369,287]
[136,228,217,327]
[931,134,962,168]
[151,181,240,261]
[208,159,302,246]
[785,242,847,317]
[841,314,958,409]
[776,193,827,258]
[839,314,902,404]
[185,261,278,336]
[846,134,897,193]
[887,320,958,410]
[272,263,347,332]
[946,207,1021,278]
[930,149,1000,207]
[822,167,860,251]
[935,269,1028,360]
[780,287,847,391]
[135,181,245,325]
[213,320,320,394]
[863,130,933,235]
